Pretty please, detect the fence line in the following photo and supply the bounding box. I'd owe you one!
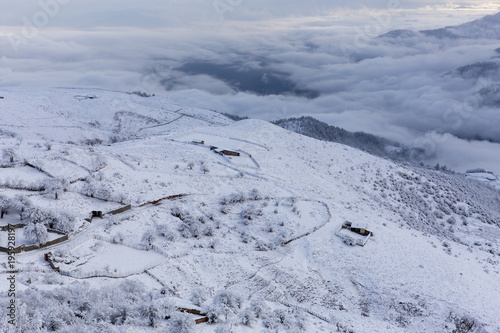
[106,204,132,216]
[48,235,168,279]
[57,233,94,253]
[138,194,186,207]
[63,259,163,279]
[0,233,68,254]
[0,224,25,231]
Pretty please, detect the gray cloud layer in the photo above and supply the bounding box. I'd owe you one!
[1,1,500,174]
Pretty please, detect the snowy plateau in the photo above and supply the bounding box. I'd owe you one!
[0,87,499,333]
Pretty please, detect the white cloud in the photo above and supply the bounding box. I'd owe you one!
[1,3,500,175]
[420,132,500,174]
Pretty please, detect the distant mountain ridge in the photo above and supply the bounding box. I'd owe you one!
[272,116,427,162]
[380,11,500,40]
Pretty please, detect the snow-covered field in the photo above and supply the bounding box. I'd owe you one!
[0,88,499,332]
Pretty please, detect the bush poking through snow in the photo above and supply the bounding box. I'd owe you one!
[44,178,67,199]
[239,308,257,326]
[190,287,209,307]
[141,229,157,249]
[2,148,16,163]
[200,164,210,174]
[157,223,176,241]
[169,313,194,333]
[263,308,307,332]
[220,192,246,205]
[178,216,204,238]
[112,232,125,244]
[249,300,269,320]
[446,312,485,333]
[171,207,213,239]
[171,206,189,220]
[240,205,263,223]
[248,188,262,201]
[205,291,242,324]
[0,195,13,218]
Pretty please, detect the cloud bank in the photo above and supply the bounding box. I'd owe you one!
[1,1,500,174]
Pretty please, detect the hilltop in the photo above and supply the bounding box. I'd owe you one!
[0,88,499,332]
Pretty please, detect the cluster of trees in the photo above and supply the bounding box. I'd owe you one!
[201,290,306,331]
[0,176,69,196]
[0,194,29,219]
[81,176,128,204]
[204,290,307,331]
[170,206,214,239]
[456,61,500,79]
[23,208,75,245]
[44,178,68,199]
[272,116,427,162]
[0,169,68,198]
[0,177,47,192]
[373,166,500,253]
[220,113,249,121]
[0,194,75,245]
[130,91,155,98]
[0,280,171,332]
[446,312,485,333]
[220,189,265,207]
[220,191,299,250]
[0,280,308,332]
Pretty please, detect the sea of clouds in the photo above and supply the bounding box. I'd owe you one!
[1,0,499,174]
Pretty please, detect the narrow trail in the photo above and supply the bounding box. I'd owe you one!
[138,115,185,132]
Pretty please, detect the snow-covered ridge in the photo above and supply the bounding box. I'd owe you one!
[0,88,499,332]
[380,11,500,40]
[0,87,232,143]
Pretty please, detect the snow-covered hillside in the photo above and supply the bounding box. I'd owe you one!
[0,88,499,332]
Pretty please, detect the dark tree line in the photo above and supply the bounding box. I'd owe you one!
[272,116,426,162]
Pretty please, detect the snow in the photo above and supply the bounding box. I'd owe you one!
[466,172,500,191]
[54,238,165,278]
[0,166,51,185]
[336,228,371,246]
[0,223,62,247]
[0,88,499,332]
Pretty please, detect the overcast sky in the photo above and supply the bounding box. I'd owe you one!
[0,1,497,27]
[1,1,500,174]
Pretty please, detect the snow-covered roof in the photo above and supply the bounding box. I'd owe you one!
[351,223,368,230]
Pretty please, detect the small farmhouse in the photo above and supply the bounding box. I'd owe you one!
[214,149,240,157]
[220,150,240,157]
[350,223,370,236]
[336,221,373,246]
[92,211,103,218]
